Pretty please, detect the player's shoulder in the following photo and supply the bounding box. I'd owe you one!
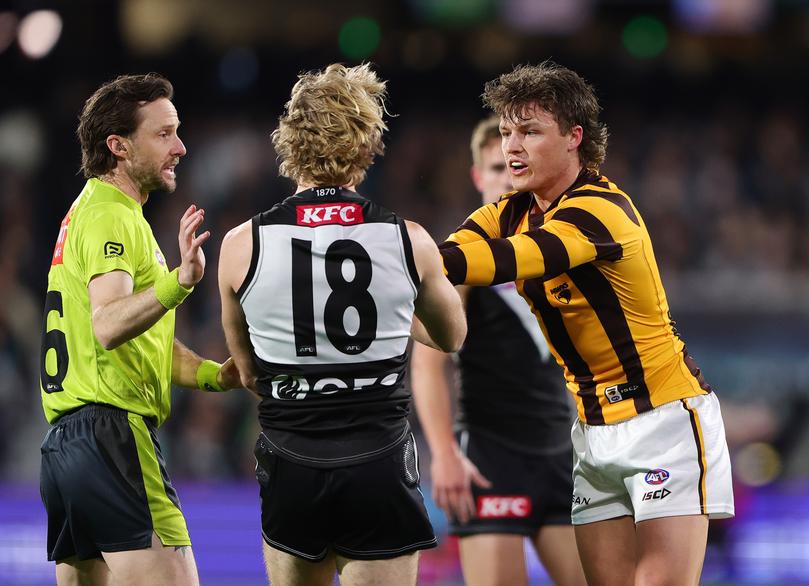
[74,199,137,232]
[403,219,432,246]
[222,218,253,248]
[560,172,641,226]
[568,172,632,201]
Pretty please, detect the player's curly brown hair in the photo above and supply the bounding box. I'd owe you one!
[77,73,173,178]
[272,63,388,187]
[482,61,608,171]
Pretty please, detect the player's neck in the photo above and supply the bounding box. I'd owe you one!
[531,164,583,212]
[99,171,147,206]
[295,182,356,194]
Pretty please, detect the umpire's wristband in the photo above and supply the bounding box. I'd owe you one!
[197,359,225,392]
[154,268,193,310]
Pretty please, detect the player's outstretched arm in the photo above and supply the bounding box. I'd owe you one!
[171,339,241,391]
[218,220,259,392]
[89,205,210,350]
[406,220,467,353]
[441,197,640,286]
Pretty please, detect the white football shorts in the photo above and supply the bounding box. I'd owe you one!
[571,392,735,525]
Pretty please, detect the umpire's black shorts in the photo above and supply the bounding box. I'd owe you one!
[254,432,437,561]
[449,430,574,537]
[40,404,190,561]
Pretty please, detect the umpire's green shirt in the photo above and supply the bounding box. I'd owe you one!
[41,178,175,426]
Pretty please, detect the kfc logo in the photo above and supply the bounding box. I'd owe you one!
[477,496,532,518]
[297,203,364,226]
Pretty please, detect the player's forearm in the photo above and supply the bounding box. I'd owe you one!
[410,316,441,350]
[440,233,554,286]
[171,339,207,388]
[92,287,169,350]
[223,325,257,390]
[221,303,258,390]
[411,344,459,458]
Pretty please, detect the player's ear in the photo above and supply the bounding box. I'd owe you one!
[106,135,129,159]
[470,165,484,193]
[568,125,583,151]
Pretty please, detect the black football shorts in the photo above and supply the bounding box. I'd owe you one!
[449,430,574,537]
[255,431,437,561]
[40,404,190,561]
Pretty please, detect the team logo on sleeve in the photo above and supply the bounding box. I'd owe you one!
[644,469,670,485]
[296,203,364,226]
[550,282,571,304]
[155,249,166,266]
[104,241,124,258]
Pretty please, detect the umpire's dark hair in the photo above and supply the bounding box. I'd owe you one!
[77,73,174,178]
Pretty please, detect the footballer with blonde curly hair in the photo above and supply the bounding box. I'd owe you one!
[218,63,467,586]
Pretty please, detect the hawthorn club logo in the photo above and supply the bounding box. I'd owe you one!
[104,241,124,258]
[550,282,571,304]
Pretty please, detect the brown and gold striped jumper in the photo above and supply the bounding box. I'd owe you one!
[440,169,710,425]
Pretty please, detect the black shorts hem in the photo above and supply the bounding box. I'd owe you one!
[49,536,153,562]
[450,524,537,538]
[97,536,154,554]
[262,533,329,562]
[333,537,438,560]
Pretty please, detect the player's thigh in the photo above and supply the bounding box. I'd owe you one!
[635,515,708,586]
[335,551,419,586]
[101,532,198,586]
[459,534,527,586]
[533,525,587,586]
[55,556,111,586]
[331,435,436,559]
[574,516,636,586]
[263,542,335,586]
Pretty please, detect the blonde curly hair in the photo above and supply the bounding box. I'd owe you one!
[272,63,389,187]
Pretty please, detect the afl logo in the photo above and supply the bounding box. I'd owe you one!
[645,469,670,485]
[155,249,166,266]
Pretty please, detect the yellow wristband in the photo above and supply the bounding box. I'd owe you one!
[197,359,225,392]
[154,268,193,310]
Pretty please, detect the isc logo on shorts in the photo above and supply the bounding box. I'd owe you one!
[477,496,531,518]
[296,203,364,226]
[642,488,671,501]
[644,469,670,485]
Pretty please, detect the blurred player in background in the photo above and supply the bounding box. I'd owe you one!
[218,63,466,586]
[439,61,735,585]
[39,73,241,586]
[411,116,586,586]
